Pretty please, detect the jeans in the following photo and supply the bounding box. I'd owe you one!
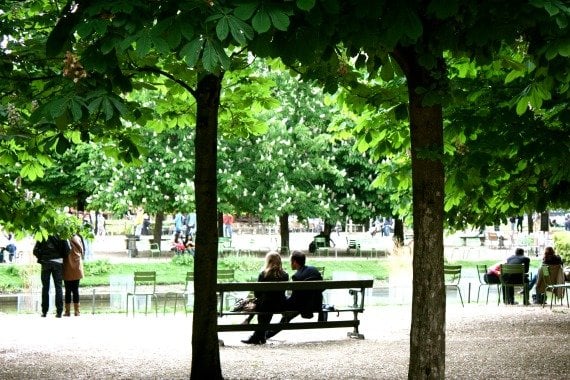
[41,261,63,315]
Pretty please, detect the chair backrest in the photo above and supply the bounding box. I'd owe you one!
[476,264,488,285]
[347,239,360,249]
[184,271,194,291]
[314,237,326,248]
[133,271,156,293]
[218,268,235,282]
[444,265,462,285]
[537,265,563,292]
[218,237,232,248]
[499,264,525,285]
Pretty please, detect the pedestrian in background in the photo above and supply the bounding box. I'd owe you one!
[33,235,71,318]
[63,234,85,316]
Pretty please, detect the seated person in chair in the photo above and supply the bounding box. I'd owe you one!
[503,248,530,304]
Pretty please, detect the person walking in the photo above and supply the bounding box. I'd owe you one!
[63,234,85,316]
[33,235,71,318]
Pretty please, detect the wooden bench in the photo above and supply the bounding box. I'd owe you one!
[459,235,485,246]
[216,279,374,344]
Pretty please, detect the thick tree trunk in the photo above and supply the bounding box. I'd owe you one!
[190,73,223,380]
[279,213,290,254]
[393,46,446,379]
[153,211,164,250]
[218,212,224,237]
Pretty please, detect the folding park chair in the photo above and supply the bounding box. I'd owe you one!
[149,243,161,258]
[538,265,569,309]
[126,271,158,317]
[314,237,329,256]
[163,271,194,316]
[444,265,464,307]
[498,264,528,305]
[476,264,499,304]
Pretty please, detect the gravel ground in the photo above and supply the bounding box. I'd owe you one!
[0,304,568,379]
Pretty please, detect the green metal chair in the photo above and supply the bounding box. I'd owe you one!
[444,265,464,307]
[476,264,499,304]
[314,236,328,256]
[163,271,194,316]
[498,264,528,305]
[126,271,158,317]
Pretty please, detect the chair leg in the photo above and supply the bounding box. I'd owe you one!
[457,287,464,307]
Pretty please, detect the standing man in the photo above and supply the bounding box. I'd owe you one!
[33,235,71,318]
[265,251,323,340]
[223,213,234,238]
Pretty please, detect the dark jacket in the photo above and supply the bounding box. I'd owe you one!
[255,270,289,312]
[288,265,323,317]
[33,236,70,264]
[504,254,531,283]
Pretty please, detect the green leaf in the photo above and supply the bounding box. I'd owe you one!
[55,135,70,155]
[20,162,44,181]
[179,17,195,40]
[202,41,219,72]
[136,32,152,57]
[228,16,254,45]
[234,2,259,20]
[505,70,524,83]
[180,38,203,68]
[427,0,459,19]
[216,17,230,41]
[70,99,83,121]
[269,9,290,31]
[252,10,271,33]
[516,97,528,115]
[296,0,316,11]
[380,63,394,81]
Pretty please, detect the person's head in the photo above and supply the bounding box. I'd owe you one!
[263,251,283,277]
[290,250,306,270]
[544,246,555,257]
[515,248,525,256]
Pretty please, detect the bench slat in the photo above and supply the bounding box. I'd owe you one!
[218,320,359,332]
[216,279,373,292]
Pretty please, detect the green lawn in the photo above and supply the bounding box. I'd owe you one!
[0,255,542,292]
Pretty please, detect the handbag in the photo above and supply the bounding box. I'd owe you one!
[231,297,257,312]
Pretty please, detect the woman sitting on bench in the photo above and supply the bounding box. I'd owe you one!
[241,251,289,345]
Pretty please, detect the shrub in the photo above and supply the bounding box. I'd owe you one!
[84,259,112,275]
[553,232,570,263]
[171,254,194,266]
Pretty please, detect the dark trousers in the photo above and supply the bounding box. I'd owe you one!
[64,279,80,304]
[41,261,63,314]
[265,311,300,340]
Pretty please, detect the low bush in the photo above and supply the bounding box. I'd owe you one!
[553,231,570,263]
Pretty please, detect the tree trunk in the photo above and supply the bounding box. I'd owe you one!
[540,211,549,232]
[393,218,404,246]
[153,211,164,250]
[218,212,224,237]
[279,213,290,254]
[393,46,446,379]
[527,214,534,234]
[190,73,223,380]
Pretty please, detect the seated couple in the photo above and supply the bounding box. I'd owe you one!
[241,250,323,345]
[485,246,564,304]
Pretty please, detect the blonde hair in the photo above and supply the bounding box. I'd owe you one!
[263,251,285,279]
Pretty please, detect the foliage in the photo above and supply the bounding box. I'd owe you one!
[553,232,570,263]
[83,259,112,276]
[171,253,195,267]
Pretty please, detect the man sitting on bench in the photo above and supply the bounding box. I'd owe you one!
[265,251,323,340]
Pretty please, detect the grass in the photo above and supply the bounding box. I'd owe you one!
[0,255,542,293]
